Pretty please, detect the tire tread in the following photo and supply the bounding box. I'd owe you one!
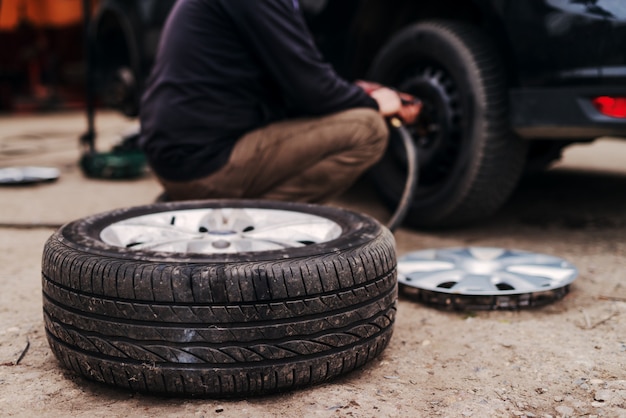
[42,202,397,396]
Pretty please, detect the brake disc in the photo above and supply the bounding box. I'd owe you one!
[398,247,578,310]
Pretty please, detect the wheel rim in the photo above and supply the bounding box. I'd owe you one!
[393,62,464,189]
[100,208,343,254]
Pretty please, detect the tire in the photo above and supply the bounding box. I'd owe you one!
[368,20,527,228]
[42,200,397,397]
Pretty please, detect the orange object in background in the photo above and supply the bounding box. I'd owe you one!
[0,0,22,30]
[0,0,97,31]
[0,0,99,112]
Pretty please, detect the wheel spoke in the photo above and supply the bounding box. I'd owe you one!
[125,237,204,252]
[234,237,305,251]
[451,274,500,293]
[111,221,199,235]
[403,268,464,289]
[246,222,337,244]
[495,271,554,291]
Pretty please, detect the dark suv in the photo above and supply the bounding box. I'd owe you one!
[91,0,626,227]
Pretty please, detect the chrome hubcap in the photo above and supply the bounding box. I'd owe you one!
[398,247,578,295]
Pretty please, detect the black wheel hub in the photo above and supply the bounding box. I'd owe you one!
[394,64,463,187]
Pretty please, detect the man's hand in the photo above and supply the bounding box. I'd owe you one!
[397,92,422,125]
[370,87,403,116]
[356,80,422,125]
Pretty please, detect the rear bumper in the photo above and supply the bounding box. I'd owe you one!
[510,86,626,140]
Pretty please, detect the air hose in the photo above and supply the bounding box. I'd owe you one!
[385,117,419,232]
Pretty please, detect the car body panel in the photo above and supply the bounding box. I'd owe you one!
[92,0,626,139]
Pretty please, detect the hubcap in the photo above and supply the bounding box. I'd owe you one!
[397,247,578,309]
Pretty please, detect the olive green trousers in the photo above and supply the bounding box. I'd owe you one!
[158,108,388,203]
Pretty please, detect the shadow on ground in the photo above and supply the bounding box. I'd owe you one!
[342,166,626,234]
[499,168,626,230]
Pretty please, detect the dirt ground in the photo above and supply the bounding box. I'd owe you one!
[0,111,624,418]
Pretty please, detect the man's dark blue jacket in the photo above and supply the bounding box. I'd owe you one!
[140,0,378,181]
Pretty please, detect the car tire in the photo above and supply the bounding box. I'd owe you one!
[42,200,397,397]
[368,20,527,228]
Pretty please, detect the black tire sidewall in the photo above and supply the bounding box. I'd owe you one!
[53,199,385,264]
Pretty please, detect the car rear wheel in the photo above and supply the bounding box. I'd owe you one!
[368,20,527,228]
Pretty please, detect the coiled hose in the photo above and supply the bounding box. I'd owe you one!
[385,117,419,232]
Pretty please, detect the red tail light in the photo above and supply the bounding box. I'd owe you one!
[592,96,626,118]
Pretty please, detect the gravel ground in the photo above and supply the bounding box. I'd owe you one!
[0,111,624,417]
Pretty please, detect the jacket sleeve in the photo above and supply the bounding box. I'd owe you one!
[220,0,378,115]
